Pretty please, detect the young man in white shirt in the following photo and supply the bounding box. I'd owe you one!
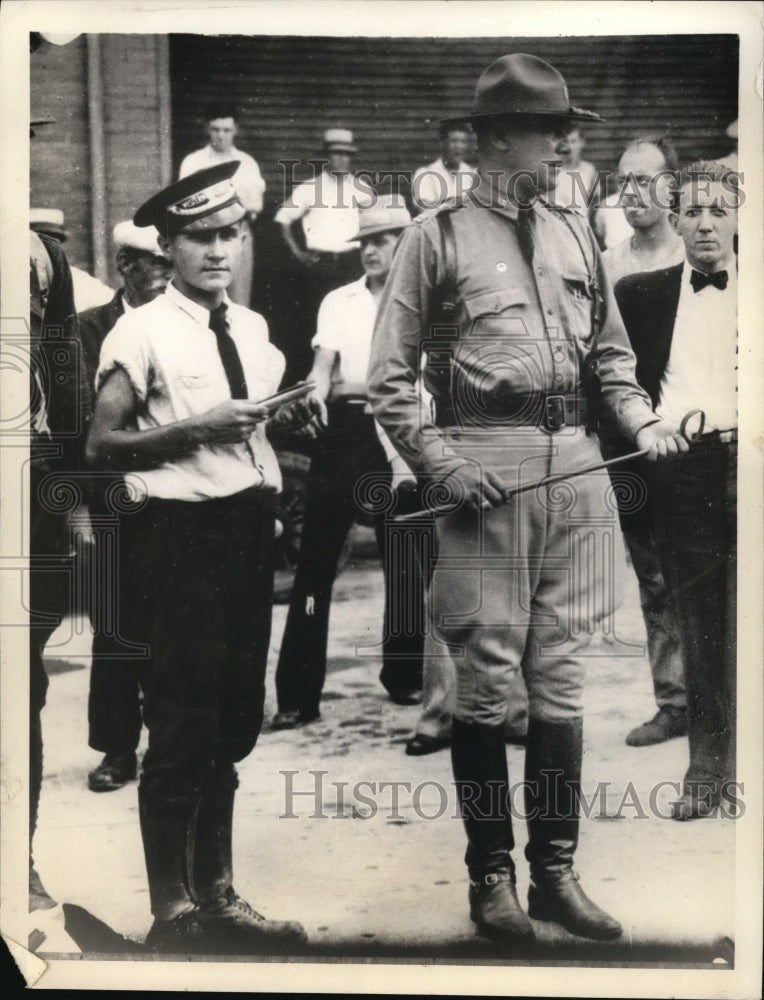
[411,123,477,213]
[87,162,319,954]
[614,160,738,820]
[274,128,371,381]
[179,104,266,308]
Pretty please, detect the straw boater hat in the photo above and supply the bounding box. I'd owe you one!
[323,127,357,153]
[133,162,246,239]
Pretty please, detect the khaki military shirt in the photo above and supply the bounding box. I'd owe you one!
[367,184,658,479]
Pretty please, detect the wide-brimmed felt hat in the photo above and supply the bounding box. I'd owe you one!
[442,53,602,128]
[349,196,412,242]
[133,162,246,236]
[323,127,357,153]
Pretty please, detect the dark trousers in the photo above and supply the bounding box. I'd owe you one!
[87,484,143,755]
[649,438,737,791]
[275,407,426,718]
[127,488,276,805]
[29,466,72,853]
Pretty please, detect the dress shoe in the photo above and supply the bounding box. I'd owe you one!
[528,872,622,940]
[270,710,321,731]
[198,887,307,951]
[388,689,423,706]
[625,706,687,747]
[405,733,450,756]
[88,751,138,792]
[144,907,209,954]
[469,871,534,942]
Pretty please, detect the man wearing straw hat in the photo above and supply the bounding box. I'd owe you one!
[368,53,685,944]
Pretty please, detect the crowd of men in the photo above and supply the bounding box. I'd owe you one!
[28,50,738,955]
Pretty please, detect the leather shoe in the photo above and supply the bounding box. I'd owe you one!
[528,872,622,940]
[88,751,137,792]
[198,887,307,952]
[389,689,423,706]
[469,871,534,942]
[145,907,209,954]
[405,733,450,756]
[625,706,687,747]
[270,710,321,731]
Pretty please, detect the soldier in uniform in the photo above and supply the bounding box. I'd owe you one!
[368,53,687,943]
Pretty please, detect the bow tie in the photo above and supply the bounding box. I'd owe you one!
[690,269,728,293]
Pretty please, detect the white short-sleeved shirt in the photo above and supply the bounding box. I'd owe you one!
[179,145,266,216]
[312,276,377,399]
[96,282,285,501]
[274,170,372,252]
[656,259,737,432]
[411,158,478,212]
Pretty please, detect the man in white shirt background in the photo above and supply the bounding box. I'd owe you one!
[179,103,266,308]
[274,127,371,383]
[603,136,686,287]
[411,122,477,213]
[614,160,738,821]
[603,136,688,750]
[273,196,428,728]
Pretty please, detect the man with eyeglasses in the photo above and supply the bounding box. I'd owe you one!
[368,53,685,945]
[602,137,688,751]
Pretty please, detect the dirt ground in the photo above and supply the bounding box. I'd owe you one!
[26,529,738,972]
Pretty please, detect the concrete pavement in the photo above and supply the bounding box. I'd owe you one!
[30,533,737,969]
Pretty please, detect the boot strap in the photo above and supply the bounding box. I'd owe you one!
[532,869,580,890]
[471,871,513,888]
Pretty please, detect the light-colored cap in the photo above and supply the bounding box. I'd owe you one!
[323,127,357,153]
[726,119,738,141]
[30,208,67,239]
[113,220,168,257]
[349,194,411,241]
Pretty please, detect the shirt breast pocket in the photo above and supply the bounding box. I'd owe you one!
[561,271,594,343]
[175,372,215,391]
[462,287,530,339]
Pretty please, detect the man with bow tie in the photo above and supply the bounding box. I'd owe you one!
[614,160,739,820]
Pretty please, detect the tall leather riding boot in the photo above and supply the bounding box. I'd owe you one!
[451,718,533,941]
[192,766,307,951]
[524,716,622,940]
[192,767,237,905]
[139,784,198,923]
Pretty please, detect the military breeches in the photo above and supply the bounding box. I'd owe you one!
[431,427,627,725]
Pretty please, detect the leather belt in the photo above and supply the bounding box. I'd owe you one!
[434,393,588,432]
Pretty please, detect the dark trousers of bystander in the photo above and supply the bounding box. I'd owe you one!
[648,437,737,800]
[275,404,427,719]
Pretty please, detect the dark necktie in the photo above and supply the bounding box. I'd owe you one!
[516,202,535,265]
[209,303,248,399]
[690,268,728,293]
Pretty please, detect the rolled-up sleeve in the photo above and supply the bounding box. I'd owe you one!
[367,223,465,479]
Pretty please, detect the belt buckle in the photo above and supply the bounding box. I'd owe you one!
[544,395,566,432]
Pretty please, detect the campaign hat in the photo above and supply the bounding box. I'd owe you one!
[133,162,246,237]
[442,53,602,128]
